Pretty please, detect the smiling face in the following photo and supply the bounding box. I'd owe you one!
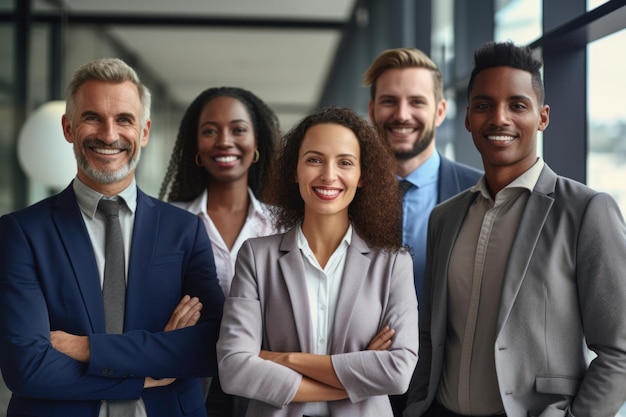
[196,96,256,186]
[465,66,549,182]
[296,123,362,222]
[369,67,446,165]
[62,80,150,195]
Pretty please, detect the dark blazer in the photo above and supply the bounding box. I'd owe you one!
[437,154,482,203]
[405,165,626,417]
[217,228,419,417]
[0,183,224,417]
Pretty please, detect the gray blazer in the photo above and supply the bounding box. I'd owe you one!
[217,227,419,417]
[405,165,626,417]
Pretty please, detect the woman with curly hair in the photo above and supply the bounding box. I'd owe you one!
[217,106,418,417]
[159,86,280,417]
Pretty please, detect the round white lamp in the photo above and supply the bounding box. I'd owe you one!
[17,100,76,189]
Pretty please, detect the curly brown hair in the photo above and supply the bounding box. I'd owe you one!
[264,106,403,250]
[159,86,280,202]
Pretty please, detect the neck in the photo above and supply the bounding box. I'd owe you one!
[301,213,349,268]
[206,179,250,211]
[395,143,435,178]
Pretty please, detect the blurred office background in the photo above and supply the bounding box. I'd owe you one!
[1,0,625,414]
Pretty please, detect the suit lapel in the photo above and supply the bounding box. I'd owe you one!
[331,232,370,352]
[432,193,476,341]
[278,229,313,352]
[438,154,459,203]
[53,185,104,332]
[496,166,557,335]
[125,190,157,329]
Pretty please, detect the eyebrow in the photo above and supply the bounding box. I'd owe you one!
[470,94,532,102]
[302,149,358,159]
[79,110,137,120]
[199,119,250,127]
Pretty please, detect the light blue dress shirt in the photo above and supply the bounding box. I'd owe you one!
[400,151,440,306]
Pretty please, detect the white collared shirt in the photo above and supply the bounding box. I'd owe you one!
[297,224,352,417]
[172,188,274,297]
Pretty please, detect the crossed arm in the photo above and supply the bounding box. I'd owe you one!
[259,326,396,402]
[50,295,202,388]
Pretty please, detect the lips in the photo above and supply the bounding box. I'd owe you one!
[85,139,128,155]
[389,127,417,134]
[486,134,516,143]
[313,187,342,200]
[214,155,239,163]
[91,147,124,155]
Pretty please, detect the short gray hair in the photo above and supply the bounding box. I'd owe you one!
[65,57,151,125]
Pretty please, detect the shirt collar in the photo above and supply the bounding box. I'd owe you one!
[400,151,441,187]
[296,223,353,253]
[73,176,137,219]
[471,157,545,201]
[186,187,268,220]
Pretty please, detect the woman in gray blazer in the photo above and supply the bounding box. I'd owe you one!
[217,106,419,417]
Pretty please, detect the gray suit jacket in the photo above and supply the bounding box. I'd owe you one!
[217,227,419,417]
[405,165,626,417]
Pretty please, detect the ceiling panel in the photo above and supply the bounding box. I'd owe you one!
[31,0,356,130]
[53,0,355,20]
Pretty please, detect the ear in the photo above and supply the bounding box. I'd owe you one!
[140,119,151,147]
[62,114,73,143]
[538,104,550,132]
[434,99,447,127]
[464,108,471,132]
[368,100,375,125]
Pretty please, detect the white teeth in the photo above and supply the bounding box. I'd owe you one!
[314,188,340,196]
[390,128,415,134]
[215,156,238,163]
[93,148,123,154]
[487,135,515,141]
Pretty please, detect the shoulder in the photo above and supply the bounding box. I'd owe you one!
[139,190,203,223]
[1,187,71,225]
[440,155,483,177]
[245,231,286,249]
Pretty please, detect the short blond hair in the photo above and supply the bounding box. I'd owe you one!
[363,48,443,102]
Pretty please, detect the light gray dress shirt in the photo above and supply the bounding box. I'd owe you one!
[73,177,145,417]
[438,159,544,416]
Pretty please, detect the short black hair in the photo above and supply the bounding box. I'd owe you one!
[467,41,545,104]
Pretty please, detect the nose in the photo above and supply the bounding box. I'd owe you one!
[100,119,120,143]
[215,130,233,148]
[394,100,411,122]
[321,164,336,183]
[489,104,511,127]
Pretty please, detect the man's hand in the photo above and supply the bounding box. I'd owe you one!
[144,377,176,388]
[50,330,90,362]
[163,295,203,331]
[366,326,395,351]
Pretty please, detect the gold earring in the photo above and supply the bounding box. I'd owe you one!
[252,149,260,163]
[195,153,203,167]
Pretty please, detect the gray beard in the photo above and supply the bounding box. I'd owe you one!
[74,148,140,184]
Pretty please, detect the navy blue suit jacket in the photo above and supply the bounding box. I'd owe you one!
[437,154,482,204]
[0,183,224,417]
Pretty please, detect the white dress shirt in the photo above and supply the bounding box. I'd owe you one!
[172,188,274,297]
[297,224,352,417]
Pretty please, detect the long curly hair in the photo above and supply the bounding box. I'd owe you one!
[264,106,403,250]
[159,87,280,202]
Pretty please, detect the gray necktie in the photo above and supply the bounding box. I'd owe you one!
[98,198,137,416]
[98,198,126,334]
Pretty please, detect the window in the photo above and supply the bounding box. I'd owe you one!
[587,29,626,217]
